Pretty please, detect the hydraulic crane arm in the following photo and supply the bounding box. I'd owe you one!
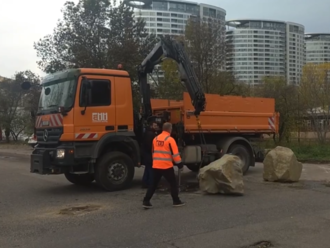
[138,35,206,121]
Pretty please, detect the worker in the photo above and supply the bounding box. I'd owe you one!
[141,120,159,188]
[143,122,185,209]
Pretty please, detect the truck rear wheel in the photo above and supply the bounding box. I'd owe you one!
[95,151,135,191]
[228,144,251,175]
[64,172,95,186]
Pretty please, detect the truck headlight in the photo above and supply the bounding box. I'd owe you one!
[56,149,65,158]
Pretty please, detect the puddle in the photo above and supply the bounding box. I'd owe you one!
[58,204,101,216]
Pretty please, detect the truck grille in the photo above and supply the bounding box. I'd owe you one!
[36,128,63,145]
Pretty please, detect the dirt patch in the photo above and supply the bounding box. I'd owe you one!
[283,180,327,190]
[58,204,101,216]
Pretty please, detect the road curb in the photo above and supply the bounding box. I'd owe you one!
[299,160,330,164]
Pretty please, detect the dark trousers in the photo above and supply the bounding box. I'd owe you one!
[144,167,180,203]
[142,153,153,186]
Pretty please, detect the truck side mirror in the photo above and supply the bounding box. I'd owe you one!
[21,81,31,90]
[30,110,36,118]
[79,78,88,104]
[80,77,91,115]
[84,79,92,89]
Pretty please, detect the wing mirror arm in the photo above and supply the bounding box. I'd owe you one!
[80,77,92,115]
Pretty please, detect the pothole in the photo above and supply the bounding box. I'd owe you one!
[246,240,274,248]
[324,181,330,187]
[156,181,200,194]
[287,183,305,189]
[58,204,101,216]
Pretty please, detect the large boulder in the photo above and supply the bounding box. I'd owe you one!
[263,146,302,183]
[197,154,244,195]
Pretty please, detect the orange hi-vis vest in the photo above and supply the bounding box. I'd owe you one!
[152,131,182,169]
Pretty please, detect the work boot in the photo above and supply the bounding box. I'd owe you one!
[173,200,185,207]
[143,200,153,209]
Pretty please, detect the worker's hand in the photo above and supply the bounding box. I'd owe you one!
[177,162,184,170]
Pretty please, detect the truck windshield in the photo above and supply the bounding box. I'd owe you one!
[37,79,76,114]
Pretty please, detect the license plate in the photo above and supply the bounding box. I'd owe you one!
[42,121,49,126]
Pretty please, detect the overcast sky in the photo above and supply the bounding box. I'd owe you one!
[0,0,329,78]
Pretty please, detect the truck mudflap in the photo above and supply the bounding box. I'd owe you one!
[30,147,75,175]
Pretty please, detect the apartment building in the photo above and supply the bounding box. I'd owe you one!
[134,0,226,36]
[305,33,330,64]
[226,19,305,85]
[133,0,226,80]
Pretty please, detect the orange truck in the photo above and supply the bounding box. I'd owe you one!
[21,35,279,191]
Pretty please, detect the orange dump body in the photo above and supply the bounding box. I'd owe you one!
[151,92,279,134]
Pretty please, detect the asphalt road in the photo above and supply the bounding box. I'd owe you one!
[1,153,330,248]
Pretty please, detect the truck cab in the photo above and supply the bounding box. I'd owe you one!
[23,68,141,191]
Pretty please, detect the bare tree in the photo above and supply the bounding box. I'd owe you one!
[10,112,31,141]
[184,16,238,95]
[0,79,24,142]
[0,71,40,142]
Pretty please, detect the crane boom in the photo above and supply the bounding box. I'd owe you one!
[138,35,206,122]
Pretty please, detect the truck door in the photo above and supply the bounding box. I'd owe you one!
[114,76,134,133]
[74,75,116,141]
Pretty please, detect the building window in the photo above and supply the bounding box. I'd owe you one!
[153,2,168,11]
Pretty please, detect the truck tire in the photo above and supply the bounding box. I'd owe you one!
[186,164,200,173]
[94,151,135,191]
[64,172,95,186]
[228,144,251,175]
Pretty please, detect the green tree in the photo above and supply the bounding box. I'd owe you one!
[255,76,300,143]
[299,63,330,143]
[154,59,185,100]
[34,0,157,82]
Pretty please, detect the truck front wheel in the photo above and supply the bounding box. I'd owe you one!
[228,144,252,175]
[95,151,135,191]
[64,172,95,186]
